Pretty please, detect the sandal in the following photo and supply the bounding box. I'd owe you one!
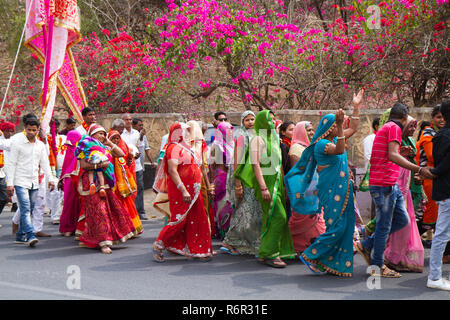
[355,241,371,266]
[152,245,165,263]
[370,265,402,278]
[299,255,324,275]
[199,257,212,262]
[219,246,241,256]
[263,258,286,268]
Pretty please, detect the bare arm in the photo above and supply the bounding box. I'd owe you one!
[344,89,364,139]
[324,109,346,156]
[103,138,125,158]
[250,136,271,202]
[388,141,420,172]
[167,158,191,203]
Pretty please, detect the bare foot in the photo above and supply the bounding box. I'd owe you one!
[101,246,112,254]
[99,187,106,198]
[89,183,96,195]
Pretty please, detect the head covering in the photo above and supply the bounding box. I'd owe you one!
[379,108,391,127]
[186,120,206,157]
[60,130,82,179]
[292,121,312,147]
[234,110,281,188]
[284,113,337,215]
[404,115,417,134]
[211,121,234,166]
[88,124,106,137]
[107,130,120,140]
[0,122,15,132]
[274,119,282,131]
[232,111,255,155]
[153,122,192,194]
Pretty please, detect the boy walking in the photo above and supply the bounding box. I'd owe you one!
[356,103,433,277]
[427,100,450,290]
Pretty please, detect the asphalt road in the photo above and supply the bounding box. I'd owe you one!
[0,193,449,301]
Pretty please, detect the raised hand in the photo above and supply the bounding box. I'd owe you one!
[335,109,345,126]
[352,88,365,106]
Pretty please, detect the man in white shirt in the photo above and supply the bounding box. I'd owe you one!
[132,118,155,220]
[5,116,57,246]
[362,117,380,171]
[121,114,145,218]
[75,107,96,135]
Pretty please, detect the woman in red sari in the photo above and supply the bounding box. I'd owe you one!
[152,122,213,262]
[77,124,136,254]
[107,130,143,235]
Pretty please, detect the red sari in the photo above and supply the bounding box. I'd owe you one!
[154,123,213,258]
[78,169,136,248]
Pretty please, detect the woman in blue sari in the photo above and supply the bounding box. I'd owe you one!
[285,109,356,277]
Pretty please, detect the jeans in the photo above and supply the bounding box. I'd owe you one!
[15,186,38,241]
[135,170,145,216]
[361,184,409,267]
[429,199,450,281]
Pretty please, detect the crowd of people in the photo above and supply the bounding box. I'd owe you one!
[0,94,449,291]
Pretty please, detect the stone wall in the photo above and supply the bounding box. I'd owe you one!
[22,107,426,168]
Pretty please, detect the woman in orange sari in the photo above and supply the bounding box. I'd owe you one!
[416,105,445,243]
[107,130,143,235]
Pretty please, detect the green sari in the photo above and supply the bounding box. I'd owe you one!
[234,110,295,260]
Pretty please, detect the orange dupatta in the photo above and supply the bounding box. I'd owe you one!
[107,130,137,198]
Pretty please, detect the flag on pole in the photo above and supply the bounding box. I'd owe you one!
[24,0,87,133]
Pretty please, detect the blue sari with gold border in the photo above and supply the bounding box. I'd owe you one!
[285,114,355,277]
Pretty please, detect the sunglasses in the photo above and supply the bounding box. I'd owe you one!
[218,118,227,122]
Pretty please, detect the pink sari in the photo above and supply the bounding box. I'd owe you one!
[59,130,82,234]
[288,121,326,254]
[384,166,424,272]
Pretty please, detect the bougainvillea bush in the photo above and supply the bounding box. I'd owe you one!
[147,0,449,111]
[1,0,448,119]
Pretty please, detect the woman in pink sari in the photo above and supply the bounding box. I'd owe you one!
[58,130,82,237]
[384,116,424,272]
[209,122,234,240]
[287,121,326,255]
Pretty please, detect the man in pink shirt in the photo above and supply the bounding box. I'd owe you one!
[356,103,434,278]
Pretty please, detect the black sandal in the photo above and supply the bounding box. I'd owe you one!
[263,258,286,268]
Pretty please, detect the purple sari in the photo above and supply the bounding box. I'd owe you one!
[59,130,82,234]
[210,122,234,239]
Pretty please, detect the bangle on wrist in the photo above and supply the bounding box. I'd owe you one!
[260,186,268,191]
[417,167,422,174]
[351,116,359,120]
[336,136,346,140]
[177,182,185,190]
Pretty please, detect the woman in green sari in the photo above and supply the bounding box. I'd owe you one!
[234,110,295,268]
